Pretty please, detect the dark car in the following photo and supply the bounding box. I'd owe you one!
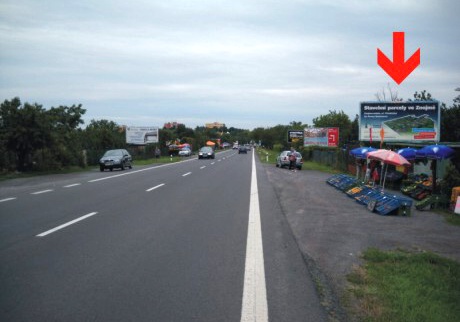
[99,149,132,171]
[198,146,215,159]
[276,151,303,170]
[238,146,247,154]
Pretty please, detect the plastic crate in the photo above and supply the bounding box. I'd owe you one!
[374,196,400,215]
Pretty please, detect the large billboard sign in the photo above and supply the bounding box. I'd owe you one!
[303,127,339,147]
[126,126,159,145]
[287,130,304,143]
[359,101,440,142]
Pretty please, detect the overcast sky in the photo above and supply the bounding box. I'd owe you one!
[1,0,459,129]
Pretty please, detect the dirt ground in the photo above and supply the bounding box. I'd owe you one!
[262,164,460,320]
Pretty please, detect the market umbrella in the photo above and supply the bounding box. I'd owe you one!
[397,147,418,161]
[206,141,216,146]
[350,147,378,159]
[415,145,455,193]
[367,149,411,191]
[368,149,411,167]
[415,145,454,160]
[350,147,378,179]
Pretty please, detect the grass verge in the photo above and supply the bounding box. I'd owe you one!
[0,166,93,182]
[256,148,341,174]
[433,209,460,226]
[0,156,191,181]
[347,248,460,322]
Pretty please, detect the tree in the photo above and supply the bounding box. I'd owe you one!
[350,114,360,143]
[1,98,50,170]
[84,119,125,151]
[375,83,401,101]
[0,98,86,171]
[412,90,432,101]
[441,88,460,142]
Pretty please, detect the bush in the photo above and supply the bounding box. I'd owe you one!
[441,163,460,198]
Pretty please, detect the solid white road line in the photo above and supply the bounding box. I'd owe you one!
[36,212,98,237]
[182,172,192,177]
[146,183,165,192]
[64,183,81,188]
[240,148,268,322]
[0,197,17,203]
[31,189,53,195]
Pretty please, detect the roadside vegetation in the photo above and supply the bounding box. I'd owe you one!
[256,147,341,174]
[347,248,460,322]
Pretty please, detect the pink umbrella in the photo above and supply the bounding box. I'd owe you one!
[367,149,411,191]
[367,149,411,166]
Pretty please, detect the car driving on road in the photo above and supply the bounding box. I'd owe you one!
[178,147,192,157]
[198,146,215,159]
[99,149,133,171]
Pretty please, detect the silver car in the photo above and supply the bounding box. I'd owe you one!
[178,147,192,157]
[276,151,303,170]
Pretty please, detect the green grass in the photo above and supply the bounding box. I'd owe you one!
[256,147,341,174]
[434,209,460,226]
[347,248,460,322]
[133,155,187,165]
[0,156,189,181]
[0,166,93,182]
[446,213,460,226]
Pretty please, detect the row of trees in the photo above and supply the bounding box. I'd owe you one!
[1,89,459,172]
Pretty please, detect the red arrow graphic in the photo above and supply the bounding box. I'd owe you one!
[377,32,420,85]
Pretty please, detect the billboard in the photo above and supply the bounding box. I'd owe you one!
[359,101,440,142]
[126,126,159,145]
[287,130,304,143]
[303,127,339,147]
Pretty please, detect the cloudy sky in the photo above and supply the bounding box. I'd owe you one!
[1,0,459,129]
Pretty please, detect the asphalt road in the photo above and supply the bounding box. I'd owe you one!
[0,150,327,322]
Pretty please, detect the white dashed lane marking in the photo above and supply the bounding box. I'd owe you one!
[36,212,98,237]
[146,183,165,192]
[0,197,17,203]
[31,190,53,195]
[64,183,81,188]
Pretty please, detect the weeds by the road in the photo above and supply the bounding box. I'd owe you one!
[256,147,340,174]
[0,156,190,181]
[347,248,460,322]
[0,166,92,182]
[434,209,460,226]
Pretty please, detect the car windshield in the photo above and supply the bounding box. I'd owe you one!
[200,147,212,152]
[104,150,123,157]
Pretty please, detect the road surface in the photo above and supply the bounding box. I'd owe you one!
[0,150,327,321]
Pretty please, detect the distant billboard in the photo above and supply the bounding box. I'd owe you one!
[287,130,304,143]
[304,128,339,147]
[359,101,440,142]
[126,126,159,145]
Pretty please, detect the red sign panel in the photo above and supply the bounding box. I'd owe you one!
[327,128,339,147]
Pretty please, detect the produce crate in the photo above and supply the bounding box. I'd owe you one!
[374,195,401,216]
